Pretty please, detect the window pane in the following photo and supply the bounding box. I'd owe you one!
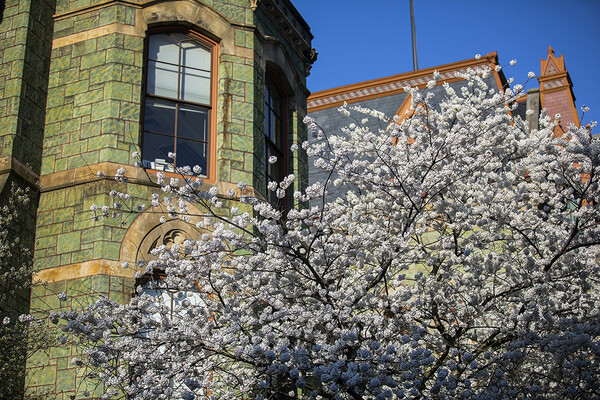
[144,99,176,136]
[142,132,174,171]
[148,34,179,64]
[264,103,270,139]
[147,60,179,99]
[177,105,208,141]
[270,110,278,143]
[181,67,211,104]
[265,145,283,181]
[172,290,206,310]
[176,139,207,173]
[181,41,211,71]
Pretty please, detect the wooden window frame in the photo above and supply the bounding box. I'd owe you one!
[264,72,289,209]
[141,29,218,184]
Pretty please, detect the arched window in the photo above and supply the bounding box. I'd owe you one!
[142,32,215,177]
[264,72,288,206]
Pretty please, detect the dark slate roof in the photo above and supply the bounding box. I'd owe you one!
[307,74,501,206]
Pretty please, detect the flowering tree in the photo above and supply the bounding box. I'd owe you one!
[59,68,600,400]
[0,185,56,400]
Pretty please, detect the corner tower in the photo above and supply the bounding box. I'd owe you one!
[538,46,580,137]
[28,0,314,397]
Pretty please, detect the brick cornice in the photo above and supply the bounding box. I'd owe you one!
[308,52,502,112]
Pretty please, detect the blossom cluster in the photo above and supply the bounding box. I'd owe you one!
[58,68,600,400]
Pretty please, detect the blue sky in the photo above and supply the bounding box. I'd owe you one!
[293,0,600,130]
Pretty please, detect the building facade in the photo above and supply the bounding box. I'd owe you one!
[0,0,314,397]
[306,48,584,202]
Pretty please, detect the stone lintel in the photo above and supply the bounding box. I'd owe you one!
[0,156,41,189]
[52,23,145,49]
[34,259,137,283]
[39,161,262,200]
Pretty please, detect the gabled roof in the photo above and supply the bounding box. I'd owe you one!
[308,52,506,112]
[537,46,580,130]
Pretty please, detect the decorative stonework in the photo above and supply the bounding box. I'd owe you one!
[259,0,314,65]
[137,221,194,262]
[542,79,566,89]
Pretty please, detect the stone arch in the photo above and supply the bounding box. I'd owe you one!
[119,201,211,269]
[263,38,307,105]
[139,0,234,46]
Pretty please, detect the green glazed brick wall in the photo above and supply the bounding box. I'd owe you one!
[39,1,266,267]
[35,179,151,270]
[0,0,55,174]
[43,24,143,176]
[28,1,312,397]
[27,275,134,398]
[217,51,256,186]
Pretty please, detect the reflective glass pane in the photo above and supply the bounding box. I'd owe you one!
[181,41,211,71]
[270,110,277,142]
[269,159,282,182]
[275,114,284,145]
[144,99,176,135]
[177,105,208,141]
[181,67,211,104]
[142,132,174,171]
[172,290,206,311]
[264,103,270,140]
[176,139,207,173]
[148,34,180,64]
[147,61,179,99]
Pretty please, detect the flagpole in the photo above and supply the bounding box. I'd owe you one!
[410,0,418,70]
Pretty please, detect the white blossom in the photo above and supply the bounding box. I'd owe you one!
[58,69,600,400]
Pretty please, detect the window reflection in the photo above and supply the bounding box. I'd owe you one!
[142,33,213,174]
[264,73,287,207]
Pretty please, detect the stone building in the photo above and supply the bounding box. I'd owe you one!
[306,48,584,203]
[0,0,314,397]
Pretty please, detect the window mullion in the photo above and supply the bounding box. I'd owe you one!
[143,32,213,178]
[174,102,179,168]
[177,39,182,100]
